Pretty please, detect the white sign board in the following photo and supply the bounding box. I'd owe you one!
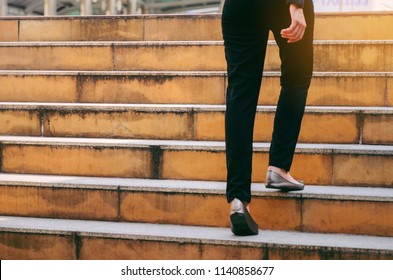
[313,0,373,12]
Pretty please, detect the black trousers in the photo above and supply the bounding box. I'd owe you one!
[222,0,314,203]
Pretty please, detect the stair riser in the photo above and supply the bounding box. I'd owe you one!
[0,231,391,260]
[19,18,144,42]
[78,238,262,260]
[1,44,392,71]
[1,14,393,41]
[0,74,225,104]
[4,108,392,145]
[44,110,194,141]
[302,199,393,237]
[0,186,119,220]
[267,247,392,260]
[1,145,153,179]
[1,74,391,107]
[0,75,79,103]
[0,20,18,41]
[0,45,114,71]
[0,232,76,260]
[0,110,41,137]
[1,144,392,187]
[363,115,393,145]
[1,186,391,237]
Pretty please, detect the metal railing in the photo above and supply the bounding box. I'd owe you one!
[2,0,225,16]
[3,0,393,16]
[142,0,222,13]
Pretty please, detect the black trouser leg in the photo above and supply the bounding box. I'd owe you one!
[223,0,314,203]
[269,0,315,171]
[222,0,268,203]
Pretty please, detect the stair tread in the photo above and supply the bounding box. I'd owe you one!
[1,136,393,154]
[0,173,392,201]
[2,12,392,20]
[0,215,392,251]
[1,102,393,114]
[0,70,392,76]
[1,41,391,72]
[1,40,393,46]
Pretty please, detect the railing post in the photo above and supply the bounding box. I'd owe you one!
[81,0,93,15]
[130,0,138,14]
[106,0,116,15]
[44,0,57,16]
[0,0,7,16]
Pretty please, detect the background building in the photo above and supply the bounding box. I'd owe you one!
[0,0,392,18]
[313,0,393,12]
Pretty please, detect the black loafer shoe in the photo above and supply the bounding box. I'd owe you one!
[230,198,259,236]
[265,170,305,191]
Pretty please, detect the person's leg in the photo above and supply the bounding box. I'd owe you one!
[222,0,269,204]
[268,0,314,182]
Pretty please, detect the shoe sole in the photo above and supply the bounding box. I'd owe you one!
[265,183,304,191]
[230,213,259,236]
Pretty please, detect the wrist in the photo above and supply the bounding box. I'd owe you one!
[289,3,303,13]
[287,0,304,8]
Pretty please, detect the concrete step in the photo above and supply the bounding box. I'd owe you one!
[0,174,392,237]
[0,41,392,72]
[0,71,392,107]
[1,103,393,145]
[1,215,392,260]
[1,13,392,42]
[0,136,392,187]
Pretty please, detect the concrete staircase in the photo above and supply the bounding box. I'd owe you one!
[0,13,393,260]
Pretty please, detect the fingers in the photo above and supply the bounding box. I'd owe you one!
[284,28,305,43]
[281,24,303,40]
[281,5,307,43]
[281,21,306,43]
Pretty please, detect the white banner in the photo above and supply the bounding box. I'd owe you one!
[313,0,373,12]
[1,260,393,280]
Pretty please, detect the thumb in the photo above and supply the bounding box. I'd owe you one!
[281,21,296,34]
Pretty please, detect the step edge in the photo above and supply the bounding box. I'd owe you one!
[0,216,392,251]
[0,136,392,155]
[0,174,392,202]
[1,40,393,47]
[1,102,393,114]
[2,12,393,21]
[0,70,392,77]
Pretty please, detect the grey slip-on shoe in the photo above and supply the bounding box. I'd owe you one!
[265,170,305,191]
[230,198,259,236]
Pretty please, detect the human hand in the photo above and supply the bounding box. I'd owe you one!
[281,4,306,43]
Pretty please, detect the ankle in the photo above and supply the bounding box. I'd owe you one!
[230,198,249,209]
[268,166,287,175]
